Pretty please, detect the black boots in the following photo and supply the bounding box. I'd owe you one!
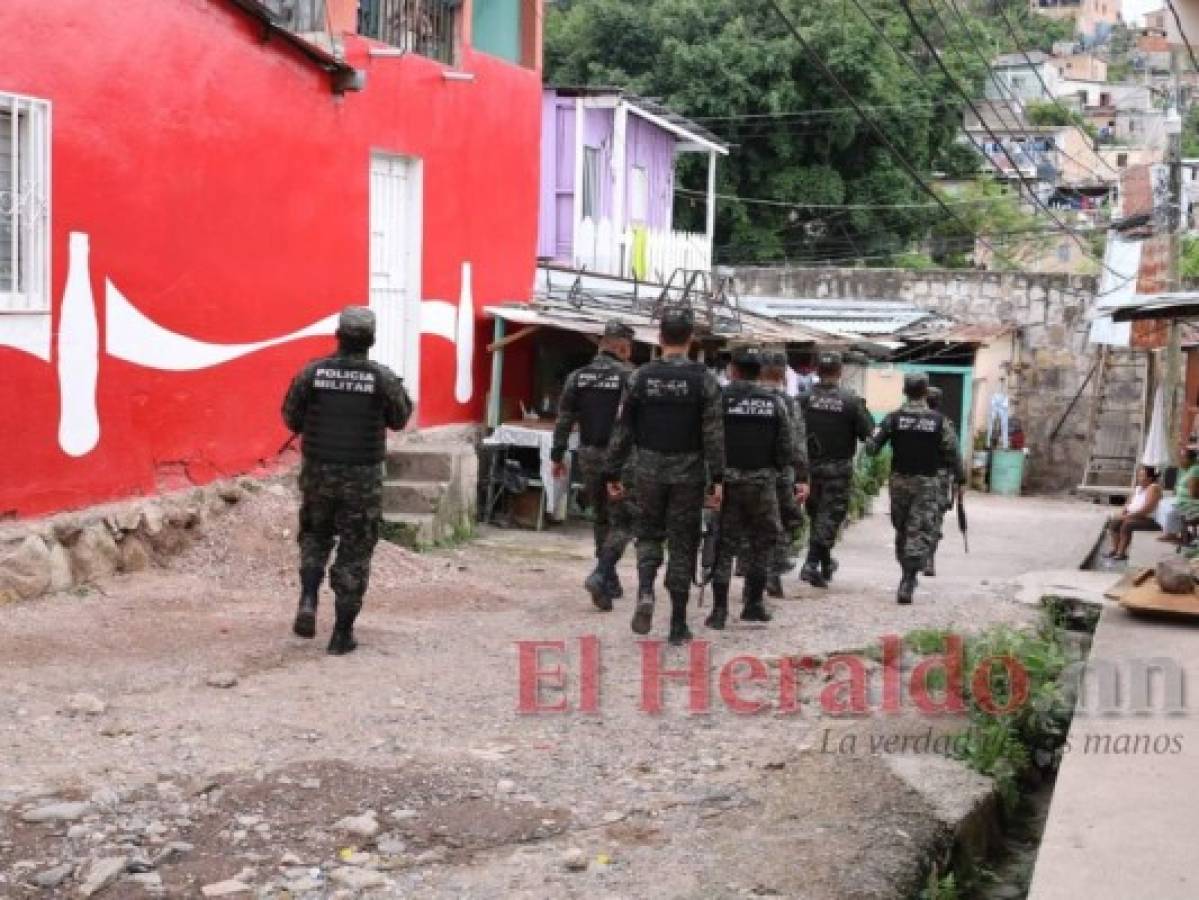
[668,591,692,645]
[820,547,839,583]
[292,568,322,639]
[584,566,610,611]
[800,547,828,589]
[705,582,729,630]
[897,563,919,605]
[586,551,623,611]
[923,552,937,578]
[328,597,361,655]
[741,575,773,622]
[631,566,656,635]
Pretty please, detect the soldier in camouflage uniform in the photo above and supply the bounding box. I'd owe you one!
[606,308,724,645]
[551,321,636,611]
[282,307,413,654]
[799,352,875,589]
[761,351,810,597]
[924,386,961,578]
[865,372,964,605]
[706,346,795,629]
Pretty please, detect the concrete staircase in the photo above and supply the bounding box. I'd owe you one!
[382,441,478,549]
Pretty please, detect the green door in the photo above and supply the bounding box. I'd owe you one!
[473,0,522,64]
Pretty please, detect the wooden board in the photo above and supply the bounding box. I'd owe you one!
[1118,579,1199,619]
[1104,567,1153,601]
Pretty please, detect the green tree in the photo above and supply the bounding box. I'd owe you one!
[929,178,1040,269]
[546,0,987,265]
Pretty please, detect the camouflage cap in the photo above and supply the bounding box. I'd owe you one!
[730,345,764,368]
[603,320,635,340]
[816,350,843,371]
[659,306,695,330]
[338,305,376,335]
[903,371,930,396]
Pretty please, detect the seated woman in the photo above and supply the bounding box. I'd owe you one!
[1104,466,1163,561]
[1158,449,1199,543]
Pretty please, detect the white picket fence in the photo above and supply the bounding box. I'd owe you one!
[574,218,712,283]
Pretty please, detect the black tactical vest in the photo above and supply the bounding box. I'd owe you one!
[802,388,857,461]
[634,360,706,453]
[301,357,387,465]
[575,362,627,448]
[891,409,944,476]
[723,383,780,471]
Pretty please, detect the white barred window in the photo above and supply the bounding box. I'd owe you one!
[0,92,51,312]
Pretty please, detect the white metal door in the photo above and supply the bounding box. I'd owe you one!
[369,154,423,398]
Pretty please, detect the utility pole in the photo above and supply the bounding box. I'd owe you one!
[1165,47,1185,464]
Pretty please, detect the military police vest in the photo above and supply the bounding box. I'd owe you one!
[802,387,858,461]
[723,382,781,471]
[634,360,706,453]
[575,361,627,448]
[301,357,387,465]
[891,409,945,477]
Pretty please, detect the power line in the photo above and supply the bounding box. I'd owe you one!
[940,0,1121,184]
[759,0,1031,274]
[689,101,942,121]
[674,186,982,210]
[991,3,1122,178]
[1165,0,1199,73]
[895,0,1130,288]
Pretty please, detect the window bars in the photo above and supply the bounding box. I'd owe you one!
[0,93,51,313]
[358,0,460,65]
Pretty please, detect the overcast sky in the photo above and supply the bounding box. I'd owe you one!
[1121,0,1159,25]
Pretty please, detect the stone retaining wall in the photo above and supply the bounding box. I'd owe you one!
[736,266,1139,494]
[0,477,269,605]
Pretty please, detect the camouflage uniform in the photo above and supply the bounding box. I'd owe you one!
[282,308,412,652]
[771,386,809,579]
[551,350,636,561]
[866,394,964,603]
[928,419,961,567]
[801,380,875,559]
[709,381,796,587]
[605,357,724,601]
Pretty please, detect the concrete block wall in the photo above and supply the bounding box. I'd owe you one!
[735,267,1142,494]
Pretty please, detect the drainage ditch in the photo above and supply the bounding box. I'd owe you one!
[913,595,1101,900]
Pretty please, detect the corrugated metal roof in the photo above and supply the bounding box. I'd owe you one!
[549,86,730,153]
[493,267,842,346]
[739,296,949,337]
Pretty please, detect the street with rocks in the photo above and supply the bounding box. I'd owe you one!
[0,481,1105,898]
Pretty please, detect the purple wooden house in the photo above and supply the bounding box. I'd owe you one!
[538,87,729,283]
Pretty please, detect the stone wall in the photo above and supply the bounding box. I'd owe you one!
[0,477,265,605]
[736,267,1144,494]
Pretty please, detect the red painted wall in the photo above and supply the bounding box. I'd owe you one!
[0,0,541,517]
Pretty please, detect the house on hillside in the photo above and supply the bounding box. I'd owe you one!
[537,88,729,283]
[1051,51,1109,82]
[985,52,1061,103]
[1029,0,1120,42]
[0,0,545,518]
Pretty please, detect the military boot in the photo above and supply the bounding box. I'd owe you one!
[819,546,839,584]
[292,568,323,639]
[799,548,828,589]
[668,591,693,645]
[584,551,619,612]
[604,568,624,600]
[923,553,937,578]
[766,573,785,598]
[897,563,919,605]
[631,566,657,636]
[327,596,362,655]
[705,581,730,630]
[741,575,773,622]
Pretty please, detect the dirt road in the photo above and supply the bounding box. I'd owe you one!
[0,483,1105,898]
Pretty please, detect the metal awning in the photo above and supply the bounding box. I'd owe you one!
[1109,292,1199,322]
